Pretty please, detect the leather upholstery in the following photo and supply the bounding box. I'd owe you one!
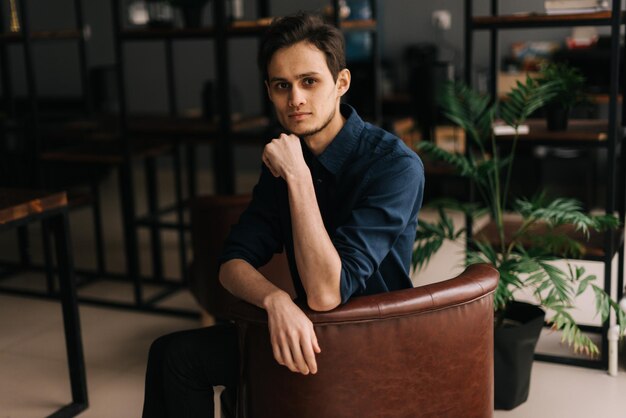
[230,264,498,418]
[187,195,498,417]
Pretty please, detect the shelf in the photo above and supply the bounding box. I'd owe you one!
[340,19,377,31]
[44,114,274,146]
[474,216,624,261]
[588,93,623,105]
[39,139,174,165]
[498,93,622,105]
[0,29,82,42]
[495,119,613,147]
[0,189,67,225]
[120,18,376,40]
[472,10,623,29]
[126,114,271,141]
[66,189,94,209]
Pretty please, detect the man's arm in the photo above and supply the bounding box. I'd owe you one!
[263,133,342,312]
[219,259,321,375]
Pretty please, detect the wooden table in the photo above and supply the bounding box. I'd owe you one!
[0,189,88,417]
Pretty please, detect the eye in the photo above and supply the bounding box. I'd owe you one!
[274,82,290,90]
[302,78,317,87]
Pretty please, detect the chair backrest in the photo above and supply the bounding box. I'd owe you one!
[188,194,293,319]
[231,263,499,418]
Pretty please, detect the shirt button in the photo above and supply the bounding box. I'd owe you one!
[316,178,323,184]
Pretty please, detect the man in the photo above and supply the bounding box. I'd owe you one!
[142,12,424,418]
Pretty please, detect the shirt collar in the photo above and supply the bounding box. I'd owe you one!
[317,104,364,176]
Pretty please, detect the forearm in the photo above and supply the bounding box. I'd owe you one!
[220,258,321,375]
[287,173,342,311]
[219,258,289,310]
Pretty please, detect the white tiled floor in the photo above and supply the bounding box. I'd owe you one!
[1,166,626,417]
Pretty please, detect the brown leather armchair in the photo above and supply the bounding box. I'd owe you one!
[188,195,498,417]
[230,263,499,418]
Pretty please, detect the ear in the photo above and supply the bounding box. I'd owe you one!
[336,68,351,97]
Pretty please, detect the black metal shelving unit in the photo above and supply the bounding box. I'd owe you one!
[0,1,113,305]
[464,0,626,370]
[100,0,381,315]
[0,0,196,319]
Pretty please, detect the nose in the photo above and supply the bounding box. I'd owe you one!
[288,86,306,108]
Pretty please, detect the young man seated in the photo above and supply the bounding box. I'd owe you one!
[142,12,424,418]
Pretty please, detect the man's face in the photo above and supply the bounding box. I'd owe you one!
[266,41,349,140]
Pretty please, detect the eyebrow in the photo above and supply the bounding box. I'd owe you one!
[269,72,321,83]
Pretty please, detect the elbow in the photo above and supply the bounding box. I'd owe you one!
[218,260,234,290]
[307,294,341,312]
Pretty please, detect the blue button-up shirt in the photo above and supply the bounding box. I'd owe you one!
[220,104,424,304]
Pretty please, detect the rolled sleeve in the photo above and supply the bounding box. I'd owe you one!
[334,155,424,303]
[219,165,284,268]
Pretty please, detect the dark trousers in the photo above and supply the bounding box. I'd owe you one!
[142,323,238,418]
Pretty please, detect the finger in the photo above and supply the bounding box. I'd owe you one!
[311,328,321,354]
[271,336,285,366]
[301,338,318,375]
[289,334,310,375]
[280,337,298,373]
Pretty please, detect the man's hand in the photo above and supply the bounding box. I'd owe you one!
[262,133,308,181]
[264,290,321,375]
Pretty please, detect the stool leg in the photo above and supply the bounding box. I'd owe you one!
[17,225,31,267]
[145,156,164,281]
[118,163,143,305]
[91,180,107,276]
[172,146,188,283]
[41,219,56,295]
[50,211,88,408]
[185,143,197,198]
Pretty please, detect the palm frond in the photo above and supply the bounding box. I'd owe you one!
[526,232,585,259]
[500,76,559,127]
[423,198,486,219]
[515,196,621,238]
[416,141,484,184]
[438,81,495,148]
[549,308,599,356]
[413,212,460,271]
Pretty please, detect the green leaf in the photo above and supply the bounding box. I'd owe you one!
[500,76,557,127]
[548,309,600,356]
[591,284,612,323]
[576,275,596,297]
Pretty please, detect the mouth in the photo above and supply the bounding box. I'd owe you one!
[288,112,312,121]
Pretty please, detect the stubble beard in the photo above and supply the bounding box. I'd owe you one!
[289,107,336,139]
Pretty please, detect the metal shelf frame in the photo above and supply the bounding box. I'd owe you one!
[463,0,626,370]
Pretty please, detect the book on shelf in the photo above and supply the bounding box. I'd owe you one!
[492,122,529,136]
[545,0,608,14]
[545,7,605,14]
[545,0,599,9]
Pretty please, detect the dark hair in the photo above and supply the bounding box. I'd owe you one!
[258,12,346,81]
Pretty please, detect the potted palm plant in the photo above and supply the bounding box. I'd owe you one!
[537,62,587,131]
[413,78,626,410]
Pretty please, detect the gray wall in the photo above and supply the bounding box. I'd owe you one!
[9,0,602,114]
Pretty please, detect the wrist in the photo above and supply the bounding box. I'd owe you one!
[285,164,312,185]
[262,288,291,311]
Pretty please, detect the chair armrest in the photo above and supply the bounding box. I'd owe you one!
[229,263,498,324]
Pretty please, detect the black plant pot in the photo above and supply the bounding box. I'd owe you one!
[494,301,545,410]
[180,4,207,28]
[546,104,569,131]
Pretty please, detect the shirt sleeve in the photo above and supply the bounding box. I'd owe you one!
[219,164,284,268]
[333,154,424,303]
